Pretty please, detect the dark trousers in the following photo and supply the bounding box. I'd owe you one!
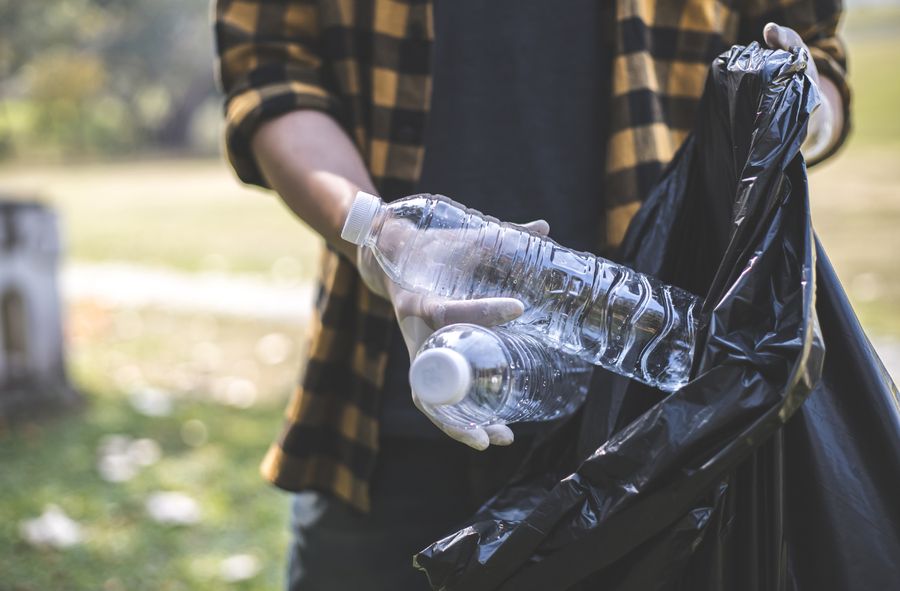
[286,436,533,591]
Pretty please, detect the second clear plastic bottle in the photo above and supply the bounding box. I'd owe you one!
[410,324,593,428]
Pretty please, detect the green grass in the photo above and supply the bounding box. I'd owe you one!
[810,148,900,335]
[806,6,900,336]
[0,158,322,276]
[0,304,305,590]
[0,395,290,591]
[841,6,900,147]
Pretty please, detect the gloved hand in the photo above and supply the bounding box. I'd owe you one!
[357,216,551,450]
[763,22,843,162]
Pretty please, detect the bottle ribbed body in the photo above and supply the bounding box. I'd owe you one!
[416,325,593,427]
[365,194,702,391]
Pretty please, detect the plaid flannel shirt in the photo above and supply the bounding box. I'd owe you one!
[214,0,850,512]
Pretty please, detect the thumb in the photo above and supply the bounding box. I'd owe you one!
[484,424,514,446]
[763,23,819,84]
[763,23,803,51]
[421,296,524,330]
[398,315,434,357]
[519,219,550,236]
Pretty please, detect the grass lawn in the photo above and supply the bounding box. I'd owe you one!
[0,158,323,277]
[0,389,291,591]
[0,6,897,591]
[807,5,900,335]
[810,148,900,335]
[0,305,306,590]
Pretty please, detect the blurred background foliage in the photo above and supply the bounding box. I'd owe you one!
[0,0,218,159]
[0,1,898,590]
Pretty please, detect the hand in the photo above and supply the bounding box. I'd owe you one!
[763,22,843,161]
[357,216,552,450]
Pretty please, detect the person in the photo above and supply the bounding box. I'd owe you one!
[213,2,850,589]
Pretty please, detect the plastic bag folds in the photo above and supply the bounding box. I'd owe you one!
[414,42,900,591]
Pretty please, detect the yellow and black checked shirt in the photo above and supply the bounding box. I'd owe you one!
[214,0,850,512]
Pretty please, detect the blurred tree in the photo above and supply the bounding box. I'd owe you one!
[0,0,216,157]
[26,51,107,150]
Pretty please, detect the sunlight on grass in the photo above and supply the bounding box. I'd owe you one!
[808,7,900,337]
[0,394,293,590]
[0,158,323,276]
[841,6,900,147]
[0,305,303,590]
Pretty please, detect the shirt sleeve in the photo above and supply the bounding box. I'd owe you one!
[738,0,852,165]
[214,0,341,187]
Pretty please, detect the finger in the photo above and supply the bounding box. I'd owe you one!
[762,22,779,48]
[484,424,515,446]
[421,296,524,329]
[441,424,490,451]
[763,23,819,83]
[763,23,803,51]
[412,395,491,450]
[394,291,525,349]
[356,246,391,299]
[519,219,550,236]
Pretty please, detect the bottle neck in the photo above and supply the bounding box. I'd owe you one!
[361,207,388,248]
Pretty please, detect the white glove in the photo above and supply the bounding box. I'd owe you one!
[357,217,551,450]
[763,22,842,162]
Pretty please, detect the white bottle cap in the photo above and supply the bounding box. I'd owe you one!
[409,348,472,406]
[341,191,382,245]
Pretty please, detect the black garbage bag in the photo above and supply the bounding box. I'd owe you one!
[414,42,900,591]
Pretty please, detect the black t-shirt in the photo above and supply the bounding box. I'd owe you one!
[381,0,612,437]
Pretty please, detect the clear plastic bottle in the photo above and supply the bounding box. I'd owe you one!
[410,324,593,427]
[343,192,702,391]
